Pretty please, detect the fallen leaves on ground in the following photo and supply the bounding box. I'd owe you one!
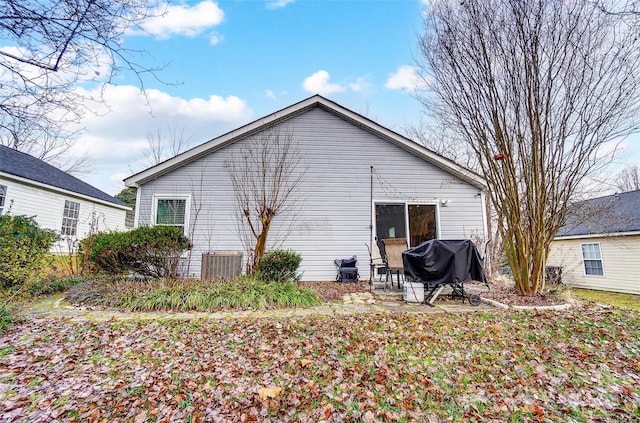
[297,281,369,303]
[257,386,283,400]
[1,305,639,422]
[478,281,567,307]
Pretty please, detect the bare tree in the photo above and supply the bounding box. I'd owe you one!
[0,117,91,174]
[418,0,640,295]
[614,163,640,192]
[597,0,640,17]
[0,0,164,171]
[142,125,195,167]
[405,118,477,170]
[225,129,305,272]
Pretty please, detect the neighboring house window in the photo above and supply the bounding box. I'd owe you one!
[0,184,6,214]
[61,200,80,236]
[581,243,604,276]
[154,197,188,233]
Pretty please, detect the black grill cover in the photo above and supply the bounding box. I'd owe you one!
[402,240,486,285]
[334,256,357,268]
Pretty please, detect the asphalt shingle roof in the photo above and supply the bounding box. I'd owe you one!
[0,145,127,207]
[557,190,640,237]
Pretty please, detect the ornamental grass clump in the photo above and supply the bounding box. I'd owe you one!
[66,275,320,312]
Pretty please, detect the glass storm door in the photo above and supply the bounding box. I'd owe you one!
[375,203,438,249]
[408,204,437,247]
[375,203,406,242]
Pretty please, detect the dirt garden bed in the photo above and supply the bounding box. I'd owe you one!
[297,281,370,303]
[479,282,567,307]
[299,279,567,307]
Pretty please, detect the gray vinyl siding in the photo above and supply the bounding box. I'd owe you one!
[136,108,485,281]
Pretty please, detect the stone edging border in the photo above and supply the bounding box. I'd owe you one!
[481,297,509,309]
[481,297,572,311]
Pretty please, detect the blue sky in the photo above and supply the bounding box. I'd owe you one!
[73,0,429,195]
[70,0,639,196]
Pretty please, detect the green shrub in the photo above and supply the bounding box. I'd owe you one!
[66,276,320,311]
[258,249,302,282]
[0,215,57,288]
[87,226,191,278]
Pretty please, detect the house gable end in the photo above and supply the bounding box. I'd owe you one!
[125,96,486,190]
[134,106,488,281]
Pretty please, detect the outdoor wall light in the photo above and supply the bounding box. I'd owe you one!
[440,199,451,207]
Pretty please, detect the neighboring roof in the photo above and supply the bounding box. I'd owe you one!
[124,95,486,190]
[556,190,640,238]
[0,145,128,208]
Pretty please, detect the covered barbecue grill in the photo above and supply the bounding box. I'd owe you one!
[402,239,488,306]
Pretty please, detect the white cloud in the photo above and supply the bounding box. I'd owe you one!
[264,89,287,100]
[302,70,347,96]
[139,1,225,39]
[348,75,372,93]
[70,84,252,194]
[266,0,295,9]
[385,65,428,92]
[209,32,224,45]
[109,173,131,190]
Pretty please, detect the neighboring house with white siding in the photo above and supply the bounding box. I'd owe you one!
[124,95,488,281]
[548,190,640,295]
[0,145,130,253]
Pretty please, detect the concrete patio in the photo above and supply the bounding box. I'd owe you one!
[370,281,494,313]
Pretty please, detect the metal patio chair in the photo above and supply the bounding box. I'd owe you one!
[382,238,408,290]
[366,241,387,284]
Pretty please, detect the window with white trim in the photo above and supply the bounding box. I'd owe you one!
[0,185,6,214]
[375,202,438,249]
[154,197,188,233]
[581,243,604,276]
[61,200,80,236]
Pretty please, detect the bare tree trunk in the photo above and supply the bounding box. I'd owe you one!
[252,218,272,271]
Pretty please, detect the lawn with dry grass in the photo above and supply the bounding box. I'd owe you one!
[1,305,638,422]
[569,288,640,311]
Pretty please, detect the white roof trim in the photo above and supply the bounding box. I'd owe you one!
[554,231,640,240]
[0,171,131,211]
[124,95,486,190]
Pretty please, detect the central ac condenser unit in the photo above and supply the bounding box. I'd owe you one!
[201,251,243,280]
